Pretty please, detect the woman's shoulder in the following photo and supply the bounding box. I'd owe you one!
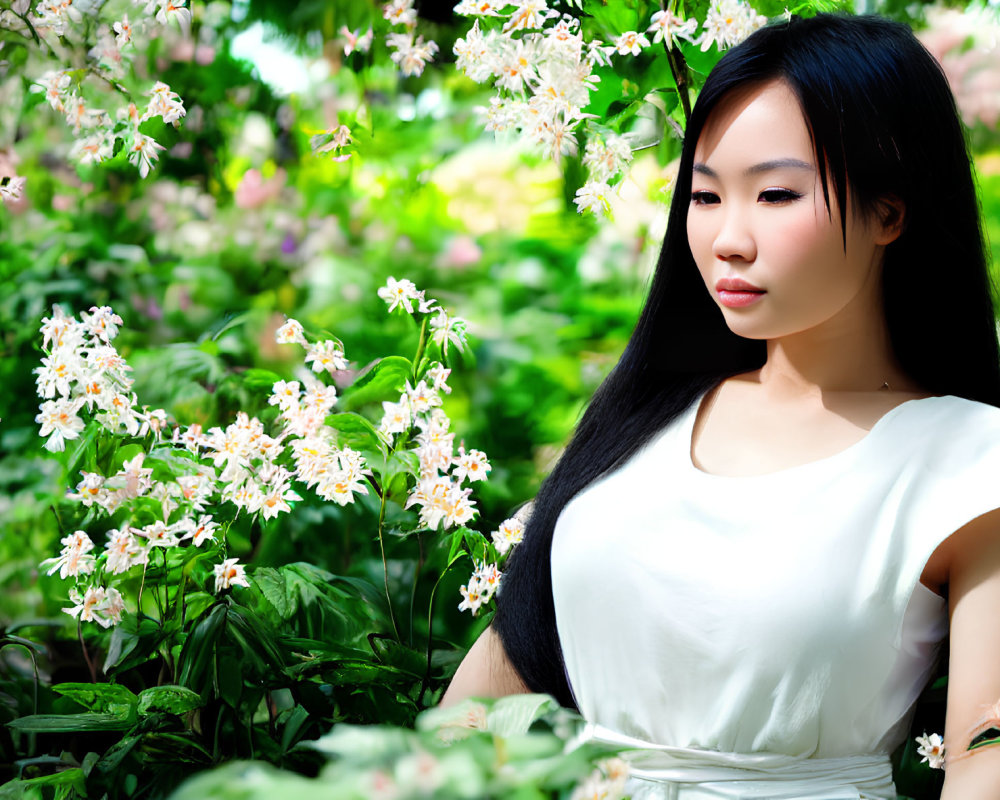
[892,394,1000,475]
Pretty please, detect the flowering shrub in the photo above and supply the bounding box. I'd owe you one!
[5,279,533,796]
[0,0,192,204]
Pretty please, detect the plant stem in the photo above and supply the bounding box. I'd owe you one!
[77,620,97,683]
[412,314,429,381]
[377,486,402,641]
[663,40,692,126]
[408,532,425,648]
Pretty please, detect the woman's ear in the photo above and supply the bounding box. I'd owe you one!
[874,195,905,245]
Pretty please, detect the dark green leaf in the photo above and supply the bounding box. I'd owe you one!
[52,682,138,715]
[137,685,204,716]
[7,712,133,732]
[340,355,412,411]
[325,412,385,454]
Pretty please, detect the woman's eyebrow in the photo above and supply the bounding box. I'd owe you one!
[692,158,816,178]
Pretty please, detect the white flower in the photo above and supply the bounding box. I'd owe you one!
[583,134,633,183]
[275,318,306,345]
[647,9,699,47]
[110,453,154,498]
[379,395,412,436]
[36,398,86,452]
[613,31,650,56]
[63,95,108,134]
[458,562,501,615]
[103,528,145,574]
[35,350,82,399]
[496,37,540,93]
[113,14,133,47]
[1,175,26,202]
[387,32,439,78]
[80,306,123,342]
[383,0,417,27]
[68,472,105,507]
[146,82,186,126]
[156,0,192,35]
[378,276,423,314]
[63,586,125,628]
[214,557,251,592]
[304,340,347,375]
[405,380,442,415]
[453,20,501,83]
[699,0,767,52]
[491,517,525,555]
[135,520,180,548]
[33,70,71,113]
[454,0,503,15]
[426,362,452,394]
[34,0,83,36]
[429,309,468,355]
[341,26,374,56]
[41,531,96,579]
[452,446,491,483]
[502,0,554,34]
[574,180,612,215]
[915,732,946,770]
[128,133,165,178]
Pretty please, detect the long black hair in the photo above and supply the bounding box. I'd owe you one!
[492,12,1000,709]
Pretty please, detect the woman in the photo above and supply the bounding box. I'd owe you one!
[444,13,1000,799]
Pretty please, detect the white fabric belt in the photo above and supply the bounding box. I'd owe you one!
[585,724,896,800]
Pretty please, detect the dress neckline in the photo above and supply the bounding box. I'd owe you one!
[684,390,944,481]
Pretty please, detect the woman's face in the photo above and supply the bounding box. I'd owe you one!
[686,80,896,343]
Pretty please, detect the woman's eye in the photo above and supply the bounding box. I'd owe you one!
[758,188,802,203]
[690,191,720,206]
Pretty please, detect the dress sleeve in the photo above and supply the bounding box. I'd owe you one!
[892,397,1000,613]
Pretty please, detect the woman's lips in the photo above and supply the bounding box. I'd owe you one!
[715,277,765,308]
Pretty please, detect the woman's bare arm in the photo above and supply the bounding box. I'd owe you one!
[936,508,1000,798]
[439,626,531,708]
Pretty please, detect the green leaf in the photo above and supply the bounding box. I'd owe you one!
[486,693,561,737]
[242,368,283,391]
[5,768,86,793]
[340,356,412,411]
[177,603,227,691]
[103,613,168,674]
[137,685,204,716]
[7,712,133,733]
[325,412,385,454]
[94,735,141,774]
[52,682,138,715]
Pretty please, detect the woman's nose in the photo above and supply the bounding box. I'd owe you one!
[712,207,756,262]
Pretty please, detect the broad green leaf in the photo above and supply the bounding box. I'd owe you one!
[177,602,227,690]
[103,613,167,674]
[3,768,86,794]
[340,355,412,411]
[486,693,561,737]
[52,682,138,715]
[7,712,133,733]
[325,412,385,454]
[241,368,283,390]
[137,685,204,716]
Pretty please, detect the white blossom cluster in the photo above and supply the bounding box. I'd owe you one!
[271,322,374,508]
[34,306,265,627]
[0,0,191,202]
[35,305,150,453]
[450,0,765,215]
[383,0,439,78]
[569,757,631,800]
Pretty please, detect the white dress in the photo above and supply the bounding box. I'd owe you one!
[550,393,1000,799]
